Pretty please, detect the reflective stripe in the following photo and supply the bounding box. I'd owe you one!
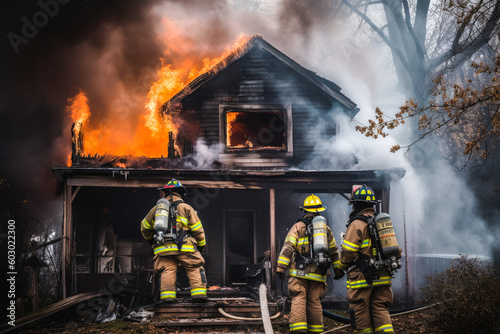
[191,288,207,296]
[177,216,189,227]
[308,324,324,332]
[191,221,202,231]
[197,239,206,246]
[154,244,195,254]
[332,260,341,269]
[360,239,370,248]
[347,276,392,289]
[347,279,370,289]
[289,270,326,282]
[278,255,290,266]
[297,237,309,247]
[161,291,176,299]
[142,219,153,230]
[313,232,327,238]
[339,261,349,270]
[372,277,392,286]
[329,239,337,248]
[342,240,359,251]
[154,245,178,254]
[290,322,308,331]
[286,236,297,247]
[155,212,169,218]
[375,324,394,332]
[354,327,374,333]
[181,244,195,252]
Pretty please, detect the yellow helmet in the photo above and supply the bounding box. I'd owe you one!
[301,194,327,213]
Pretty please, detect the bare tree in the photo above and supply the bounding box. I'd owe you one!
[329,0,500,163]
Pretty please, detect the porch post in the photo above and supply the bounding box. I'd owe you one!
[62,185,71,299]
[62,185,80,299]
[269,188,276,290]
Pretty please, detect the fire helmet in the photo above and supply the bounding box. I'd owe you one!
[301,194,327,213]
[157,178,187,197]
[349,184,377,205]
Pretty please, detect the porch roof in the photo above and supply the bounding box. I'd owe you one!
[53,167,405,192]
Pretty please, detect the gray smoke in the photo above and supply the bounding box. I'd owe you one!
[270,0,496,261]
[1,0,496,262]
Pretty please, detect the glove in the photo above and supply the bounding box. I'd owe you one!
[198,246,206,253]
[334,269,345,280]
[277,272,287,282]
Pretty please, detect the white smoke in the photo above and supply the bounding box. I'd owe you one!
[182,139,222,169]
[285,15,495,259]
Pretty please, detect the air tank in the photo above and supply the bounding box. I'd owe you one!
[373,213,400,259]
[154,198,172,244]
[311,216,329,255]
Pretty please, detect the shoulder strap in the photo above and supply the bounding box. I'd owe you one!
[297,218,311,225]
[347,214,370,227]
[171,200,184,210]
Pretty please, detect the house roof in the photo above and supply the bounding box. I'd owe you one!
[167,35,359,116]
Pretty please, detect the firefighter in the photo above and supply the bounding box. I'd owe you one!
[277,194,345,334]
[339,185,402,333]
[140,178,208,302]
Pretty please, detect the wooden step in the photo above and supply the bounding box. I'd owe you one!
[154,297,279,319]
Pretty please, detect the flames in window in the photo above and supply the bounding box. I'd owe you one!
[226,111,286,150]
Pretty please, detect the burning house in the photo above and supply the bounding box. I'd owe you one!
[53,35,406,301]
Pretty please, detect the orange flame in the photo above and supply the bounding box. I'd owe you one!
[68,90,91,133]
[66,32,252,162]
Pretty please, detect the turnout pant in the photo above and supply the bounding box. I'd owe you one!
[154,252,207,300]
[347,285,394,333]
[287,277,326,333]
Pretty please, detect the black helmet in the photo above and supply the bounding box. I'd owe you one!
[349,184,377,205]
[157,178,187,197]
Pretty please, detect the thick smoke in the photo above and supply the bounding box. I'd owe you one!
[1,0,496,268]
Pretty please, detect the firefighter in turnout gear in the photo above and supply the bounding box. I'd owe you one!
[141,179,208,302]
[339,185,402,333]
[277,194,345,333]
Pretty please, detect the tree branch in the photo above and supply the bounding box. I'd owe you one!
[414,0,430,44]
[341,0,411,70]
[431,0,500,71]
[402,0,427,61]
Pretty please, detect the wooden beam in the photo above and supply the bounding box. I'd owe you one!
[62,186,72,299]
[269,189,276,291]
[71,186,81,202]
[66,178,264,189]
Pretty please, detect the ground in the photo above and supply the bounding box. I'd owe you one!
[18,307,446,333]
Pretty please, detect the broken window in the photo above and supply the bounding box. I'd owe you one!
[221,105,292,152]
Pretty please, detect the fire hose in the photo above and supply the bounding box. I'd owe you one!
[321,302,442,333]
[322,303,435,324]
[217,283,282,333]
